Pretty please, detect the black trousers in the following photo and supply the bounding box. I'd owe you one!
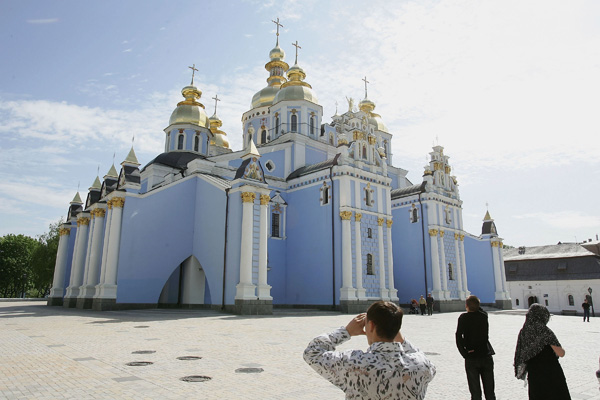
[465,356,496,400]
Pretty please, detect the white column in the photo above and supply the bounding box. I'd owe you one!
[429,229,443,299]
[354,213,366,300]
[498,240,510,299]
[96,197,125,299]
[377,218,389,300]
[386,219,398,301]
[459,234,470,297]
[236,192,257,300]
[257,194,272,299]
[78,214,96,298]
[65,216,90,299]
[491,241,503,300]
[439,231,449,299]
[48,227,71,299]
[454,233,465,300]
[81,208,105,298]
[97,204,113,287]
[340,211,356,300]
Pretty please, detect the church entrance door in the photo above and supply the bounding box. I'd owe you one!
[527,296,538,307]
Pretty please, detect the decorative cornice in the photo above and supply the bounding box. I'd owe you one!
[386,219,393,228]
[340,211,352,220]
[428,229,439,237]
[111,197,126,208]
[260,194,270,205]
[377,217,384,226]
[241,192,256,203]
[355,213,362,222]
[77,217,90,227]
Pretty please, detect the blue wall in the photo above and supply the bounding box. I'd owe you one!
[464,237,496,304]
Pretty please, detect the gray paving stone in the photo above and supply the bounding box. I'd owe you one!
[0,301,598,399]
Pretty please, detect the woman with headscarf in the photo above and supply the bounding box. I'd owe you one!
[514,303,571,399]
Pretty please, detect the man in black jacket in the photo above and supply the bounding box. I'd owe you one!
[455,295,496,400]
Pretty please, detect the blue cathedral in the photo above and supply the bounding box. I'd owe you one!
[48,25,511,314]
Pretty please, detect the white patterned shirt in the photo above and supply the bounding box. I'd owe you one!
[304,327,436,399]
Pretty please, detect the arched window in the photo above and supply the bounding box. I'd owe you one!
[568,294,574,306]
[271,212,280,238]
[261,129,267,144]
[166,132,171,151]
[276,117,280,135]
[320,183,330,205]
[516,298,520,306]
[329,133,333,145]
[410,206,419,223]
[310,116,315,136]
[366,254,374,275]
[177,134,184,150]
[291,114,298,132]
[362,145,367,159]
[448,263,454,280]
[367,228,372,238]
[194,135,199,152]
[365,187,372,207]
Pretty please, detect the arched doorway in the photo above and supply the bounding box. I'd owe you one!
[528,296,538,307]
[158,256,206,307]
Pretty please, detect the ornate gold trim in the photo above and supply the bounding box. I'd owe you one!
[355,213,362,222]
[439,230,445,237]
[241,192,256,203]
[107,199,113,210]
[260,194,270,205]
[77,217,90,227]
[459,234,465,241]
[111,197,126,208]
[428,229,438,237]
[386,219,393,228]
[491,241,499,247]
[454,232,460,240]
[377,217,384,226]
[59,228,70,236]
[340,211,352,220]
[368,135,377,145]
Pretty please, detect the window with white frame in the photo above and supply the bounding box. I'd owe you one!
[320,182,330,205]
[194,134,200,152]
[291,114,298,132]
[177,134,185,150]
[448,263,454,280]
[568,294,574,306]
[409,205,419,223]
[366,254,374,275]
[271,212,280,238]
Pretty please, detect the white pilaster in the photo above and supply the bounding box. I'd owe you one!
[95,205,113,292]
[236,192,257,300]
[65,215,90,299]
[439,230,449,299]
[429,229,443,299]
[497,241,510,299]
[354,213,366,300]
[453,233,465,300]
[340,211,356,300]
[386,219,398,301]
[96,197,125,299]
[48,227,71,298]
[80,208,105,298]
[491,241,504,300]
[459,235,470,297]
[257,194,272,300]
[377,218,389,300]
[78,214,96,298]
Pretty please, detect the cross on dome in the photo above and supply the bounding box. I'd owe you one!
[292,40,301,64]
[362,76,369,98]
[212,94,221,114]
[188,64,198,85]
[272,17,283,45]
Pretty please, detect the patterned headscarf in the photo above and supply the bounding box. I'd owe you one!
[514,303,561,380]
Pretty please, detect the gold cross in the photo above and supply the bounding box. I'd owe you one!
[272,17,283,45]
[362,76,369,98]
[188,64,198,85]
[212,94,221,114]
[292,40,301,64]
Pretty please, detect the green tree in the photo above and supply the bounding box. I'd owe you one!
[30,220,62,297]
[0,234,38,298]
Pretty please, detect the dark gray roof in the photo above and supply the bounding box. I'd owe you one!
[286,154,340,181]
[391,182,426,200]
[504,256,600,281]
[142,151,205,171]
[482,221,497,236]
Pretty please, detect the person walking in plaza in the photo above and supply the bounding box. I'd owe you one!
[582,298,591,322]
[426,293,434,316]
[419,295,427,315]
[455,295,496,400]
[514,303,571,400]
[303,301,436,399]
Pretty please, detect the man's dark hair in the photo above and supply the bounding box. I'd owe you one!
[366,301,403,340]
[465,295,480,311]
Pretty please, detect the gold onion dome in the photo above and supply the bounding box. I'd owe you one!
[273,63,318,104]
[251,44,290,108]
[169,84,209,127]
[359,97,388,132]
[208,113,230,149]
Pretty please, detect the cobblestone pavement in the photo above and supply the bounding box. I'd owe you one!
[0,301,598,399]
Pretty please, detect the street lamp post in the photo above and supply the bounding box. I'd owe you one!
[588,287,595,318]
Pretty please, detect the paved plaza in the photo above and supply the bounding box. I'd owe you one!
[0,301,598,399]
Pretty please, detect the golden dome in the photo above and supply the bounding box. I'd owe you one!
[368,113,388,132]
[273,63,318,104]
[208,113,230,149]
[252,85,281,108]
[269,44,285,61]
[169,85,209,127]
[359,97,376,113]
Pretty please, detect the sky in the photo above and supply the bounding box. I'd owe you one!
[1,0,599,247]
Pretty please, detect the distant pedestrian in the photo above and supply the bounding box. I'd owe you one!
[426,293,434,315]
[456,295,496,400]
[582,298,591,322]
[514,303,571,400]
[419,295,426,315]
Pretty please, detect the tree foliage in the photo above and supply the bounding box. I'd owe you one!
[30,220,61,297]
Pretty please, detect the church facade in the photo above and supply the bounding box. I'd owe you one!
[47,27,511,314]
